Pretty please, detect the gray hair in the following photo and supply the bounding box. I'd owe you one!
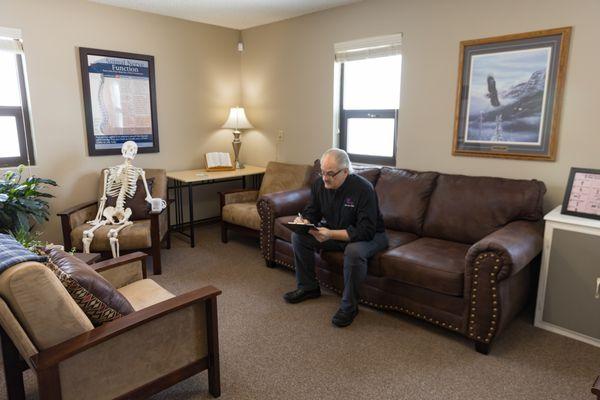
[321,148,352,172]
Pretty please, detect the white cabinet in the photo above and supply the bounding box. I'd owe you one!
[534,206,600,347]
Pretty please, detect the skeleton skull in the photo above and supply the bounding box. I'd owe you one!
[121,141,138,160]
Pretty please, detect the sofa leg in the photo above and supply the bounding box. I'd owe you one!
[221,222,228,244]
[1,329,26,400]
[166,230,171,250]
[475,341,491,355]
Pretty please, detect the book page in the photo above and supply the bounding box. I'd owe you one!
[218,152,232,167]
[206,152,220,168]
[206,152,232,168]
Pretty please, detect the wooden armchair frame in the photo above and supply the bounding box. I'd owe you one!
[57,200,171,275]
[0,253,221,399]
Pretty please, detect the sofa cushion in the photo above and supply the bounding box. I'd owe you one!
[117,279,175,311]
[380,237,469,296]
[222,202,261,231]
[0,261,93,350]
[47,249,134,325]
[422,174,546,244]
[375,168,438,235]
[70,220,152,252]
[321,230,418,276]
[354,167,381,186]
[309,159,381,186]
[259,161,312,196]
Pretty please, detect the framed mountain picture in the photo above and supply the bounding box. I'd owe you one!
[452,27,571,161]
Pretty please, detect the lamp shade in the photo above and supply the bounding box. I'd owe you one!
[221,107,253,130]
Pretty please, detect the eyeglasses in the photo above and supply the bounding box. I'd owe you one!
[319,169,344,178]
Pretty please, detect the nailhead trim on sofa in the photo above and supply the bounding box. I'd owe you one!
[468,252,501,344]
[273,258,461,332]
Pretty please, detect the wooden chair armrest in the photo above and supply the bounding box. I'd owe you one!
[56,200,98,217]
[31,285,222,369]
[90,252,148,274]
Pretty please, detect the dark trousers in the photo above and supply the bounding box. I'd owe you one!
[292,231,388,312]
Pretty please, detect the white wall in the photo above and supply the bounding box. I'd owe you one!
[0,0,242,243]
[241,0,600,210]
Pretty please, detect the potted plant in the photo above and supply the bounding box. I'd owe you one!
[0,165,57,239]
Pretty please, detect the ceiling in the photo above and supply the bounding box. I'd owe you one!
[91,0,363,30]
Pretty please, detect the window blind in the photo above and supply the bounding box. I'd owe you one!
[334,33,402,63]
[0,27,23,54]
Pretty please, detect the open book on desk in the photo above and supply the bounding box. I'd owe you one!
[205,152,235,171]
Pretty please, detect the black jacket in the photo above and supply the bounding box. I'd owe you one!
[301,174,385,242]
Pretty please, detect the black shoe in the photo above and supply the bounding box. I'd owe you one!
[283,288,321,304]
[331,307,359,327]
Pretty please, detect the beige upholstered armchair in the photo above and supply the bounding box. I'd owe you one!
[0,252,221,400]
[57,169,170,275]
[219,161,313,243]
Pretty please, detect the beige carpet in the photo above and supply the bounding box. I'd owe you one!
[4,224,600,399]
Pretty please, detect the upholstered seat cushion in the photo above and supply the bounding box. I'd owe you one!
[70,220,152,252]
[380,237,470,296]
[222,202,261,230]
[118,279,175,311]
[320,230,419,276]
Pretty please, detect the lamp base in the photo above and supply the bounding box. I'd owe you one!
[232,130,244,170]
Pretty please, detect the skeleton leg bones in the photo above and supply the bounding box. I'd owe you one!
[82,221,107,253]
[107,221,133,258]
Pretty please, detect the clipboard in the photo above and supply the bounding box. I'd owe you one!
[284,222,317,234]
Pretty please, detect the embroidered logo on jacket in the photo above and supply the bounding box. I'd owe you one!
[344,197,355,208]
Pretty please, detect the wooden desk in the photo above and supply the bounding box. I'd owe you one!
[167,165,266,247]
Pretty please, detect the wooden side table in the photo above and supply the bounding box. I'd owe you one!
[534,205,600,347]
[73,252,102,265]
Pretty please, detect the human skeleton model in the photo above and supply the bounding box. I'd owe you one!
[82,141,166,258]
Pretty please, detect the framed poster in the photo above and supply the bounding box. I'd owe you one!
[452,27,571,160]
[79,47,159,156]
[561,167,600,220]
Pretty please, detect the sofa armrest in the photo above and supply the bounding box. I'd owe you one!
[463,220,543,347]
[257,187,311,262]
[258,187,311,217]
[91,252,148,287]
[219,189,259,209]
[57,200,98,250]
[466,220,543,281]
[30,286,221,399]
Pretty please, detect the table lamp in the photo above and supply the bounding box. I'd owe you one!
[222,107,253,169]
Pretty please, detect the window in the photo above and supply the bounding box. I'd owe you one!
[335,35,402,165]
[0,28,34,167]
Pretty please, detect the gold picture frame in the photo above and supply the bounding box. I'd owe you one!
[452,27,571,161]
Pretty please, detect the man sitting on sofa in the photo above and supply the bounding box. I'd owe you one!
[283,148,388,327]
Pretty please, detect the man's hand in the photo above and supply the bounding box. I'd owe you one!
[293,216,310,224]
[310,227,332,242]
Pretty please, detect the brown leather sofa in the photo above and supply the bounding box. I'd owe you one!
[257,166,546,354]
